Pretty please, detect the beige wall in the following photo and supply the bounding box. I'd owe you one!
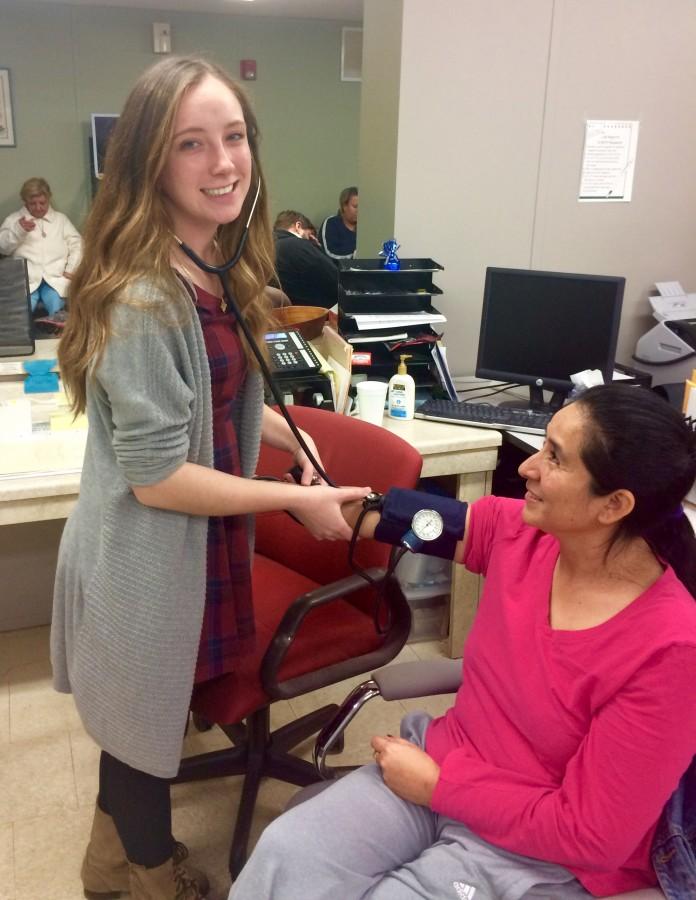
[393,0,553,375]
[362,0,696,376]
[0,1,361,232]
[532,0,696,364]
[357,0,403,255]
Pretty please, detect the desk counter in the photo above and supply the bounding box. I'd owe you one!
[1,408,502,650]
[0,468,82,527]
[1,349,85,526]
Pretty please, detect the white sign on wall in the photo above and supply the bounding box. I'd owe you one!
[578,120,639,202]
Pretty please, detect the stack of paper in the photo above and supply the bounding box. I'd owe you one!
[310,326,353,414]
[340,308,447,344]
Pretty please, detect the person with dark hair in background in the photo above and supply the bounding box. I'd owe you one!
[52,56,369,900]
[273,209,338,307]
[319,186,358,259]
[0,177,82,317]
[233,384,696,900]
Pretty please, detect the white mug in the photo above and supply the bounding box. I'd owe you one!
[355,381,388,426]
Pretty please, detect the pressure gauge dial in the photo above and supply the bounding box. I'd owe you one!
[411,508,444,542]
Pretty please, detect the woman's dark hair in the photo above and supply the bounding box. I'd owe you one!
[575,384,696,597]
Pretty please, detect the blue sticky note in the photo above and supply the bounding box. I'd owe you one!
[24,373,60,393]
[23,359,59,393]
[23,359,57,376]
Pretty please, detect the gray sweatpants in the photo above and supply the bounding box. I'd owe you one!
[230,712,593,900]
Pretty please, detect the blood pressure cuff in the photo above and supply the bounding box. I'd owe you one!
[373,488,468,560]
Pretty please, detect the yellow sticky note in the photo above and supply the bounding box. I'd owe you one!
[49,411,88,432]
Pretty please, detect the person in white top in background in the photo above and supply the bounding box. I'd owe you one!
[0,177,83,316]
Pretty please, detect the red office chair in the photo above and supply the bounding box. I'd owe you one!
[174,406,423,878]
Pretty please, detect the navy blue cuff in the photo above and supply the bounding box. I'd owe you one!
[374,488,467,560]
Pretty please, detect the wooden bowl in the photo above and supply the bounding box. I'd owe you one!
[274,305,329,341]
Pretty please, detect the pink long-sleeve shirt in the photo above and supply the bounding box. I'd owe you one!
[426,496,696,897]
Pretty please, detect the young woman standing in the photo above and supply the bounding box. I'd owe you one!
[53,57,368,900]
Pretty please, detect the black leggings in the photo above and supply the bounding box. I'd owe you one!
[97,750,174,868]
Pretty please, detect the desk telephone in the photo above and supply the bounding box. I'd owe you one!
[264,328,321,375]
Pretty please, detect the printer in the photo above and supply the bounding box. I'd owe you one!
[634,289,696,388]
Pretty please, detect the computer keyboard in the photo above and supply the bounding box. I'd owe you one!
[415,398,552,435]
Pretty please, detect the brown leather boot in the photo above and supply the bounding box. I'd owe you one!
[81,804,209,899]
[81,804,129,899]
[172,843,210,896]
[128,858,206,899]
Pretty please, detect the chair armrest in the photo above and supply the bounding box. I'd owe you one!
[261,568,411,700]
[371,659,462,700]
[312,658,461,778]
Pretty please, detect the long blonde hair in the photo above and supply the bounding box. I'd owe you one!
[60,57,275,414]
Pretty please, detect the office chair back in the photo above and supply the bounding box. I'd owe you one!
[178,407,423,878]
[191,406,424,724]
[254,406,409,584]
[0,258,34,357]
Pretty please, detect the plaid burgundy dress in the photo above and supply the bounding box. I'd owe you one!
[193,284,255,683]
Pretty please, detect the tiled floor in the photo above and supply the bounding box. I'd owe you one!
[0,626,455,900]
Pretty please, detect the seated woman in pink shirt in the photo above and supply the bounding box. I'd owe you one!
[231,384,696,900]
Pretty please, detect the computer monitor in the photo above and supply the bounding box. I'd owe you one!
[90,114,118,179]
[0,258,34,357]
[476,267,625,410]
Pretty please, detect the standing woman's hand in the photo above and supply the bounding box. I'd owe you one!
[261,407,326,484]
[291,428,326,484]
[288,485,372,541]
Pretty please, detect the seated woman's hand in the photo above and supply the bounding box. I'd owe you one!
[341,499,380,539]
[371,734,440,807]
[341,499,363,530]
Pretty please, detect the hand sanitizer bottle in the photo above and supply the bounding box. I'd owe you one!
[388,354,415,420]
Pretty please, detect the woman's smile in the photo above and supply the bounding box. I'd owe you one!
[202,183,236,197]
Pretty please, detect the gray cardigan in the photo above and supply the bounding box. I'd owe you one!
[51,276,264,777]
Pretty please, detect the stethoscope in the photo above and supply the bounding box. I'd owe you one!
[173,180,407,629]
[172,179,336,488]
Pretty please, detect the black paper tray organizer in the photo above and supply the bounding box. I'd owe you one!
[340,284,443,314]
[339,258,444,274]
[338,258,444,314]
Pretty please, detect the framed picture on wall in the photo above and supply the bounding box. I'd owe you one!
[0,68,16,147]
